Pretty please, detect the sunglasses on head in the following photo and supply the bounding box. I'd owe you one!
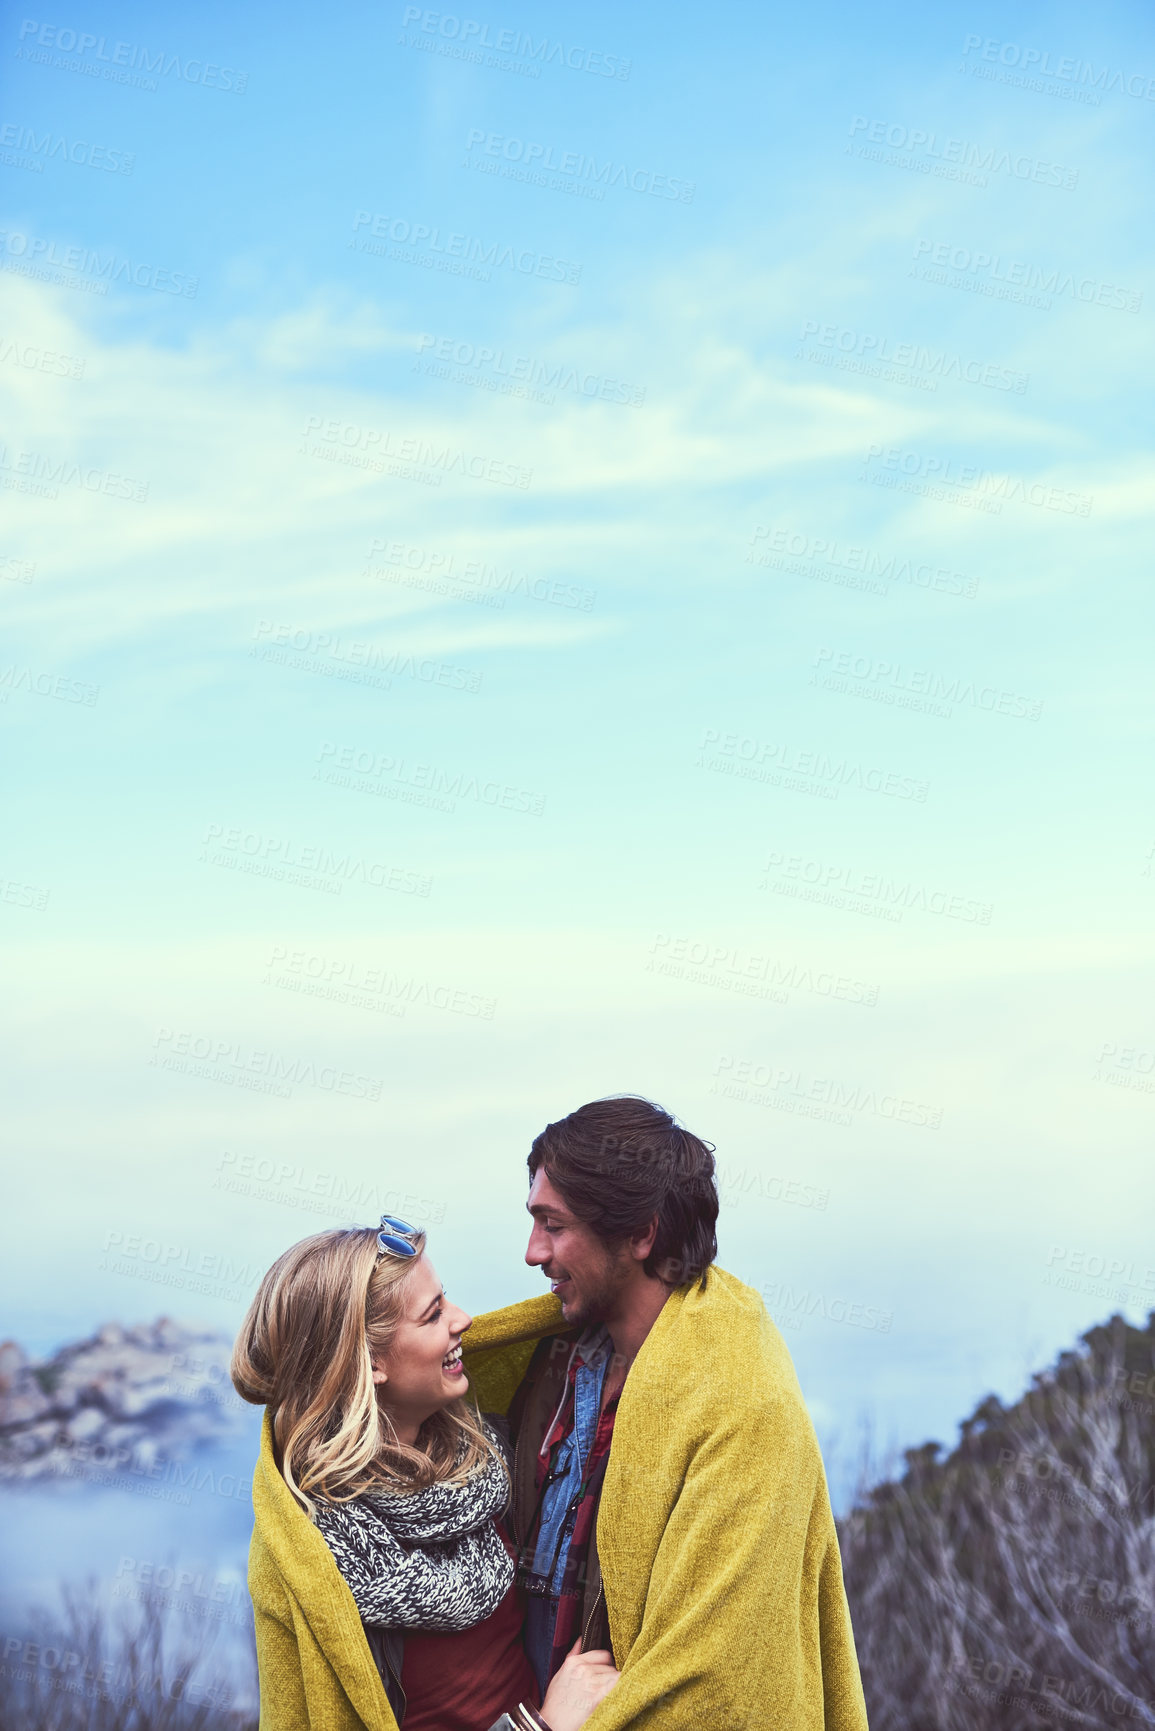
[376,1214,420,1258]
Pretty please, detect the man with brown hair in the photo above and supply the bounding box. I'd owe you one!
[463,1095,869,1730]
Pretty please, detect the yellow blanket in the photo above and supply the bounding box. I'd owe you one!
[247,1265,869,1730]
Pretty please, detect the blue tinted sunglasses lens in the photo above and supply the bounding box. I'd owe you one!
[377,1233,416,1257]
[377,1232,417,1257]
[380,1215,417,1236]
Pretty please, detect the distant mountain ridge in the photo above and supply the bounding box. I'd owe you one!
[0,1317,247,1484]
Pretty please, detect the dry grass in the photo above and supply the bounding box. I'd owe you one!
[0,1580,256,1731]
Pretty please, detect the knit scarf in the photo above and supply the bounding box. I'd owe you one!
[311,1426,515,1632]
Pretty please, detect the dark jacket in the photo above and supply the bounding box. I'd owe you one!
[364,1626,406,1724]
[505,1329,613,1656]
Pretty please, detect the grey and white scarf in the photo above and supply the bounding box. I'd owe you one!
[312,1425,515,1631]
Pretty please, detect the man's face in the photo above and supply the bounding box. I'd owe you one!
[525,1168,635,1329]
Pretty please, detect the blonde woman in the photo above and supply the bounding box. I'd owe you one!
[231,1216,619,1731]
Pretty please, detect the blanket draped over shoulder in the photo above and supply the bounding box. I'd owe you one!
[246,1265,869,1731]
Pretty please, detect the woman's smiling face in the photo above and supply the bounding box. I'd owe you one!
[372,1256,473,1442]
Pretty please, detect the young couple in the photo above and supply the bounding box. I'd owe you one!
[232,1096,869,1730]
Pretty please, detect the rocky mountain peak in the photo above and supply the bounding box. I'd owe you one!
[0,1317,251,1484]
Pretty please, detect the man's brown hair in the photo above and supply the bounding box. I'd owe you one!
[528,1095,718,1287]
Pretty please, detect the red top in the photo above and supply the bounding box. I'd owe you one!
[400,1522,540,1731]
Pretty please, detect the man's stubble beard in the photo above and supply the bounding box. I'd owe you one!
[563,1247,634,1330]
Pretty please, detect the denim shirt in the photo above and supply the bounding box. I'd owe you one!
[524,1325,612,1694]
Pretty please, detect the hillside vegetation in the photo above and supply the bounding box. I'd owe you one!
[3,1311,1152,1727]
[840,1311,1155,1729]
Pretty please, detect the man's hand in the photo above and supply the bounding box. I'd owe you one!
[540,1637,620,1731]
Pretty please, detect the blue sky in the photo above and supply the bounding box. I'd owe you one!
[2,0,1153,1505]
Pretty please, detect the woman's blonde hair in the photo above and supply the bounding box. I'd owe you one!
[230,1227,496,1515]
